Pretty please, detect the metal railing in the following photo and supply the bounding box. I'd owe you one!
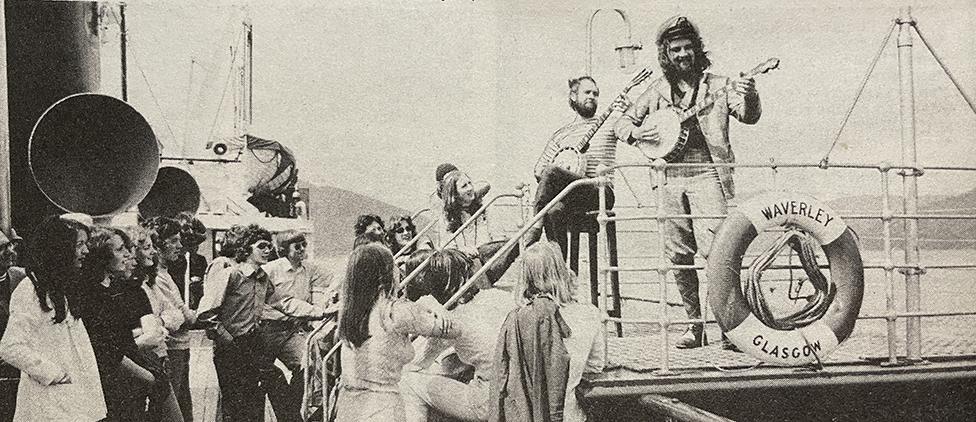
[591,159,976,373]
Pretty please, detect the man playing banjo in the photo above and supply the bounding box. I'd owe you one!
[614,16,762,349]
[530,76,632,254]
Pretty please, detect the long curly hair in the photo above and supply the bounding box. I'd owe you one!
[79,226,133,291]
[23,216,89,323]
[658,29,712,87]
[234,224,273,263]
[125,225,158,287]
[440,170,483,233]
[385,215,417,255]
[338,243,396,347]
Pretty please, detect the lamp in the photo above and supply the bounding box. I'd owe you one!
[587,9,643,74]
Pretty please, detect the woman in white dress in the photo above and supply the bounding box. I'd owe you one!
[0,215,106,421]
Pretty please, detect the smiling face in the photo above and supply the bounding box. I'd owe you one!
[134,234,157,267]
[107,234,134,278]
[666,38,697,75]
[391,221,415,247]
[455,174,476,206]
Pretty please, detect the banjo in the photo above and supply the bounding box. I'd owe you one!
[636,58,780,161]
[549,68,654,176]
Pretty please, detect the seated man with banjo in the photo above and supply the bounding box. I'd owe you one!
[530,72,650,255]
[614,15,769,349]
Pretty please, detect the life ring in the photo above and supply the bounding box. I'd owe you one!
[707,191,864,366]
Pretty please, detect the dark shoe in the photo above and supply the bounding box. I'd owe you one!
[675,324,707,349]
[721,334,742,353]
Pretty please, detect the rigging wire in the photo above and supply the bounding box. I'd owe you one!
[820,21,898,165]
[911,24,976,117]
[618,169,646,208]
[108,8,180,149]
[206,30,244,148]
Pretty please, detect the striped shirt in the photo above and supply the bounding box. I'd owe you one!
[534,114,621,181]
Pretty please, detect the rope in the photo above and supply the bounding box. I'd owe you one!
[911,25,976,116]
[820,21,898,165]
[744,230,836,330]
[206,31,243,144]
[618,169,646,208]
[108,9,180,149]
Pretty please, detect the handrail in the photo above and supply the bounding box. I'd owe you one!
[442,177,602,309]
[397,189,525,291]
[391,218,438,261]
[410,207,431,221]
[591,157,976,370]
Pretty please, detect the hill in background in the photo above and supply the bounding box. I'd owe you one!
[305,183,423,257]
[826,188,976,249]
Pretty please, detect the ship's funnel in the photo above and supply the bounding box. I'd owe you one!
[138,166,202,219]
[28,93,160,217]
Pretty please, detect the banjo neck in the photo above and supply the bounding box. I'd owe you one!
[676,59,779,123]
[569,68,654,152]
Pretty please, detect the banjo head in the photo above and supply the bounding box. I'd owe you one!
[637,109,682,160]
[551,147,585,175]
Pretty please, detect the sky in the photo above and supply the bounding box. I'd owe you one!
[100,0,976,212]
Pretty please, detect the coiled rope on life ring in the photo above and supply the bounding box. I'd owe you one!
[707,192,864,366]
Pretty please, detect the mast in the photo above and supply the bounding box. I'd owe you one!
[0,0,11,234]
[120,3,128,101]
[896,6,922,362]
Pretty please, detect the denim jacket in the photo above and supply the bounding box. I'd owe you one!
[615,73,761,199]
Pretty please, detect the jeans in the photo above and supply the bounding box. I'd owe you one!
[213,332,265,422]
[660,170,728,320]
[534,166,615,257]
[257,320,307,422]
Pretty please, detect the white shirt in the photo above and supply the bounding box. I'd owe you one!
[0,280,107,421]
[560,302,607,422]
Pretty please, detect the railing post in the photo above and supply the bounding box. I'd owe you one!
[597,170,610,354]
[652,159,672,374]
[880,165,899,366]
[896,6,924,362]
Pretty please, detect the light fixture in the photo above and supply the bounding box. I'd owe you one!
[587,9,643,75]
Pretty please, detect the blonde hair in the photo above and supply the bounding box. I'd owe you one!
[518,241,575,305]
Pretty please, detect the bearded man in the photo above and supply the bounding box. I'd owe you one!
[530,76,629,254]
[615,16,761,349]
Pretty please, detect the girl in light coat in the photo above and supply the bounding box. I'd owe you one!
[0,215,106,421]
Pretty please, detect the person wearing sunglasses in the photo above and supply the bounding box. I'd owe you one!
[198,224,328,422]
[386,216,434,259]
[258,230,336,422]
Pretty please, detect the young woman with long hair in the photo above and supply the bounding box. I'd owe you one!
[517,241,606,422]
[438,169,519,285]
[78,226,183,422]
[336,243,460,421]
[0,215,106,421]
[400,248,517,422]
[142,217,196,421]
